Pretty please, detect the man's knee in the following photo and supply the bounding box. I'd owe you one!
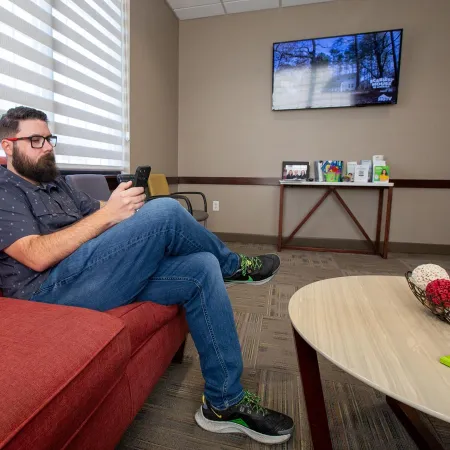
[141,197,185,218]
[189,252,221,278]
[133,197,183,224]
[144,196,179,210]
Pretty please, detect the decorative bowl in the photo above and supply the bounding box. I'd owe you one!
[405,271,450,324]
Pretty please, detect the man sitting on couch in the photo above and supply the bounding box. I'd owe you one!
[0,107,293,445]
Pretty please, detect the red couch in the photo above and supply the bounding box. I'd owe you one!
[0,297,189,450]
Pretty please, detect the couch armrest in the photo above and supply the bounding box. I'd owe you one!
[0,298,129,449]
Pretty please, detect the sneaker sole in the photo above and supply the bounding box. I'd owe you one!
[195,407,292,445]
[225,274,275,288]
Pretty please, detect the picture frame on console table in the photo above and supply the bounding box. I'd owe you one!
[282,161,310,181]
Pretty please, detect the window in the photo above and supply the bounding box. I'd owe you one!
[0,0,130,171]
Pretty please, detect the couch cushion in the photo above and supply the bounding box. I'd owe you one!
[0,298,131,450]
[106,302,180,355]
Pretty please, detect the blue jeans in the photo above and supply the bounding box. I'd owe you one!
[31,198,244,409]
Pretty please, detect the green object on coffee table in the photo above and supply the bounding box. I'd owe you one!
[439,355,450,368]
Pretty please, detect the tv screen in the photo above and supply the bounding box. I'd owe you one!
[272,29,403,111]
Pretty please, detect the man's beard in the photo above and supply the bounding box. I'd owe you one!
[12,143,59,183]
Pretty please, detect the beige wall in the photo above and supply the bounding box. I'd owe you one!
[130,0,178,174]
[179,0,450,245]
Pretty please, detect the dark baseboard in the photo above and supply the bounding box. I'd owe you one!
[387,242,450,255]
[214,233,450,255]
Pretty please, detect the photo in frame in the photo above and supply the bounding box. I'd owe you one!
[281,161,310,181]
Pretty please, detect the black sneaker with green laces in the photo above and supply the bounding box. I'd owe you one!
[195,391,294,445]
[224,254,280,286]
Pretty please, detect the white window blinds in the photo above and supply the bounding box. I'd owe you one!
[0,0,130,171]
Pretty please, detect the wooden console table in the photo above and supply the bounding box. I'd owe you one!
[277,181,394,259]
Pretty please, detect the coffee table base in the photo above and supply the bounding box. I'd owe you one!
[292,325,333,449]
[292,326,445,450]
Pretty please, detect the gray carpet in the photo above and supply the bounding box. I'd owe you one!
[117,244,450,450]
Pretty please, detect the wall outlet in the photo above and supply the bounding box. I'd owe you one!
[212,201,219,211]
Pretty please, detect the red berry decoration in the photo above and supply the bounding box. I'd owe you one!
[426,279,450,306]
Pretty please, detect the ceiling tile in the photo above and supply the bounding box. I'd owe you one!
[168,0,336,19]
[282,0,333,6]
[174,3,225,19]
[167,0,218,9]
[224,0,279,14]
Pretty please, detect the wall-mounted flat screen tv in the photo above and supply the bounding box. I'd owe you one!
[272,29,403,111]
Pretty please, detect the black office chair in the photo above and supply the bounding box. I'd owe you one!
[65,174,111,201]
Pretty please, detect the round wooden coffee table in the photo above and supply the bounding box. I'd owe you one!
[289,276,450,449]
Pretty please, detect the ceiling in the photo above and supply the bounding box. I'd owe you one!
[166,0,334,20]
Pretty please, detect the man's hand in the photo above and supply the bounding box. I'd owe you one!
[102,181,146,225]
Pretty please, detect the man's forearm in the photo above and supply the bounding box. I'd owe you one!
[27,208,115,272]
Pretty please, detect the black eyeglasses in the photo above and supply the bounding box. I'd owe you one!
[5,135,57,149]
